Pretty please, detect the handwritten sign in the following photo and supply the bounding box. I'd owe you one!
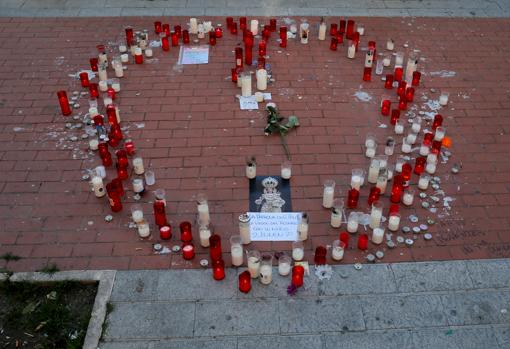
[247,212,301,241]
[178,46,209,65]
[239,95,259,110]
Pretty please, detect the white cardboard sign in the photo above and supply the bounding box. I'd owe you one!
[247,212,301,241]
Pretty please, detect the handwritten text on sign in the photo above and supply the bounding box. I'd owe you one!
[248,212,301,241]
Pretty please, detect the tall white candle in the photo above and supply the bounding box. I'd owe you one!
[332,245,344,261]
[347,44,356,59]
[197,202,210,225]
[418,175,430,190]
[376,174,388,193]
[256,69,267,91]
[322,185,335,208]
[231,245,243,266]
[98,68,108,82]
[369,204,383,229]
[250,19,259,35]
[347,213,358,233]
[239,214,251,244]
[190,18,198,34]
[298,218,309,241]
[260,264,272,284]
[372,228,385,244]
[137,221,150,238]
[299,23,309,44]
[330,209,342,228]
[133,157,144,175]
[241,74,252,97]
[388,215,400,231]
[199,225,211,247]
[318,22,327,40]
[292,247,304,261]
[92,176,105,197]
[367,160,380,184]
[247,256,260,278]
[351,175,362,191]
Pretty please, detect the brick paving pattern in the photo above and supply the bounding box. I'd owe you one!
[0,16,509,271]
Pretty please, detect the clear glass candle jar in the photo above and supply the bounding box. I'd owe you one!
[278,254,291,276]
[322,180,335,208]
[330,199,344,228]
[331,239,345,261]
[292,241,304,261]
[369,202,384,229]
[239,213,251,244]
[259,254,273,285]
[388,213,400,232]
[351,168,364,190]
[230,235,244,267]
[247,250,261,278]
[196,193,210,225]
[347,212,359,233]
[298,212,309,241]
[385,137,395,156]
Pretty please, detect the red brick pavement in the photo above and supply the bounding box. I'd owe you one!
[0,16,509,271]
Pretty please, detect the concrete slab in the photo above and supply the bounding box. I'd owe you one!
[238,335,323,349]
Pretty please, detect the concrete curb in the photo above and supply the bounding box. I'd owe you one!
[7,270,116,349]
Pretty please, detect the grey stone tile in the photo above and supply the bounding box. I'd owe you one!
[367,8,410,16]
[194,299,279,336]
[104,301,195,339]
[78,7,121,16]
[329,0,387,9]
[245,7,289,16]
[65,0,106,8]
[279,297,365,333]
[239,335,323,349]
[411,327,500,349]
[321,264,397,296]
[99,341,152,349]
[484,8,510,17]
[186,0,227,8]
[407,8,483,17]
[204,7,246,16]
[0,8,38,16]
[361,294,447,329]
[105,0,180,8]
[0,0,25,9]
[22,0,66,9]
[324,330,414,349]
[328,9,370,16]
[110,270,159,302]
[391,261,473,293]
[442,290,510,326]
[164,7,205,16]
[466,259,510,289]
[493,325,510,349]
[152,338,237,349]
[288,8,331,16]
[30,8,80,16]
[120,7,165,16]
[156,269,236,301]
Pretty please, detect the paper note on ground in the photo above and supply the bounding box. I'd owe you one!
[240,95,259,110]
[179,46,209,65]
[248,212,301,241]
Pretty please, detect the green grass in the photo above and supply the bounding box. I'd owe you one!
[0,252,22,261]
[37,263,60,275]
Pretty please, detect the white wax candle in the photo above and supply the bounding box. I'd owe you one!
[98,69,108,82]
[322,187,335,208]
[418,176,430,190]
[406,133,417,145]
[347,44,356,59]
[332,246,344,261]
[365,51,373,68]
[239,225,250,244]
[386,39,394,50]
[255,92,264,102]
[395,123,404,134]
[419,145,430,156]
[89,139,99,150]
[197,25,205,39]
[403,192,414,206]
[299,23,309,44]
[412,123,421,134]
[427,153,438,164]
[132,179,144,193]
[383,57,391,67]
[203,21,212,32]
[318,22,327,40]
[278,262,291,276]
[145,48,153,57]
[290,24,297,33]
[292,247,304,261]
[351,175,362,191]
[439,93,449,106]
[426,162,436,174]
[372,228,385,244]
[190,18,198,34]
[89,107,99,116]
[250,19,259,35]
[133,157,144,175]
[99,80,108,92]
[137,222,150,238]
[121,54,129,63]
[231,245,243,266]
[347,218,358,233]
[246,164,256,179]
[331,211,342,228]
[402,141,412,153]
[357,26,365,35]
[388,215,400,231]
[259,265,272,284]
[298,222,308,241]
[197,202,210,225]
[256,69,267,91]
[434,129,445,141]
[367,163,380,184]
[130,44,137,56]
[99,52,108,66]
[376,175,388,193]
[119,44,127,53]
[103,97,112,107]
[369,209,382,229]
[241,74,252,97]
[365,147,376,158]
[92,176,105,197]
[365,138,376,148]
[247,256,260,278]
[95,166,106,178]
[131,209,144,223]
[114,64,124,78]
[199,226,211,247]
[112,82,121,92]
[281,168,291,179]
[396,161,404,173]
[395,53,404,67]
[115,106,121,123]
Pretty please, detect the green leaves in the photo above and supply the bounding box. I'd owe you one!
[263,106,300,160]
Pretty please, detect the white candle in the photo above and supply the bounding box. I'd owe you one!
[439,92,449,106]
[121,53,129,63]
[351,175,362,191]
[434,127,446,141]
[298,219,309,241]
[365,147,376,158]
[372,227,385,244]
[92,176,105,197]
[145,48,153,57]
[99,80,108,92]
[197,202,210,225]
[231,245,243,266]
[260,264,272,284]
[418,175,430,190]
[367,160,380,184]
[98,68,108,82]
[256,69,267,91]
[347,44,356,59]
[388,215,400,232]
[376,174,388,193]
[405,54,418,84]
[132,157,144,175]
[403,191,414,206]
[132,178,144,193]
[119,44,127,53]
[299,23,309,44]
[419,144,430,156]
[247,256,260,278]
[89,107,99,116]
[332,245,344,261]
[112,82,121,92]
[427,153,437,163]
[239,214,251,244]
[278,261,291,276]
[190,18,198,34]
[364,51,373,68]
[402,139,412,153]
[395,122,404,134]
[386,39,394,50]
[95,166,106,178]
[197,24,205,39]
[131,209,144,223]
[411,119,421,133]
[89,139,99,150]
[357,24,365,35]
[241,74,252,97]
[281,168,291,180]
[130,44,137,56]
[103,97,112,107]
[406,132,417,145]
[114,64,124,78]
[383,56,391,67]
[322,186,335,208]
[255,92,264,102]
[347,213,358,233]
[292,247,304,261]
[246,163,256,179]
[199,225,211,247]
[137,221,150,238]
[250,19,259,35]
[203,21,212,33]
[290,24,297,34]
[330,209,342,228]
[395,52,404,67]
[369,205,383,229]
[426,162,437,174]
[318,22,327,40]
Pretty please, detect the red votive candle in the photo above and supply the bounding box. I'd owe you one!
[398,97,407,110]
[182,30,190,44]
[390,109,400,125]
[230,22,238,35]
[244,31,254,47]
[125,27,134,46]
[89,58,99,72]
[209,31,216,46]
[109,124,123,142]
[107,87,116,100]
[180,221,192,242]
[412,71,421,86]
[160,225,172,240]
[101,152,113,167]
[162,24,170,36]
[245,44,252,65]
[235,47,243,67]
[239,270,251,293]
[394,67,403,82]
[432,114,443,130]
[280,37,287,48]
[162,36,170,51]
[239,17,247,31]
[352,32,360,51]
[339,232,350,248]
[314,246,327,265]
[270,18,277,31]
[279,26,287,39]
[111,178,124,197]
[174,25,182,37]
[212,259,225,281]
[215,27,223,38]
[231,68,238,83]
[431,140,442,154]
[154,21,162,34]
[182,243,195,260]
[116,164,128,180]
[357,234,368,250]
[414,157,426,175]
[171,33,179,46]
[367,187,381,206]
[381,99,391,116]
[292,265,304,287]
[402,163,412,184]
[389,203,400,215]
[89,83,99,98]
[115,149,129,168]
[98,142,109,156]
[124,140,135,155]
[339,19,346,34]
[57,90,72,116]
[106,183,122,212]
[153,200,167,227]
[391,175,404,203]
[330,37,338,51]
[346,20,355,39]
[258,40,267,57]
[106,105,118,127]
[397,81,407,97]
[347,188,359,209]
[209,234,222,262]
[226,17,234,30]
[330,23,338,36]
[405,87,415,102]
[363,67,372,82]
[385,74,394,89]
[262,27,270,40]
[79,72,89,87]
[257,56,265,69]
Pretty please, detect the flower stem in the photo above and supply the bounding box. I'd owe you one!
[280,133,291,160]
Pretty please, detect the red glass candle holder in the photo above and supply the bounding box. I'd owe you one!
[368,40,376,50]
[215,27,223,38]
[93,115,105,127]
[240,17,247,31]
[262,27,270,40]
[314,246,327,265]
[431,140,442,154]
[389,203,400,215]
[239,271,251,293]
[160,225,172,240]
[339,19,346,34]
[124,140,135,156]
[230,22,238,35]
[174,25,182,37]
[89,58,99,72]
[352,32,360,51]
[391,175,404,203]
[161,36,170,51]
[235,47,243,67]
[231,68,238,83]
[432,114,443,130]
[107,87,116,100]
[209,234,222,262]
[116,164,128,180]
[180,221,192,242]
[347,188,359,209]
[394,67,403,82]
[226,17,234,30]
[171,33,179,47]
[258,40,267,57]
[106,183,123,212]
[280,37,287,48]
[79,72,90,87]
[330,37,338,51]
[423,132,433,146]
[111,178,124,197]
[398,97,407,111]
[363,67,372,82]
[390,109,400,125]
[330,23,338,36]
[402,163,412,182]
[270,18,277,31]
[182,243,195,260]
[339,232,349,248]
[244,31,254,47]
[245,44,252,65]
[162,24,170,36]
[101,152,113,167]
[209,31,216,46]
[106,105,118,127]
[98,142,109,156]
[412,71,421,86]
[381,99,391,116]
[182,30,190,44]
[154,21,162,34]
[212,259,225,281]
[57,91,72,116]
[357,234,368,250]
[257,56,265,69]
[291,265,304,287]
[414,156,426,175]
[109,124,123,143]
[368,187,381,206]
[405,87,415,102]
[115,149,129,167]
[346,20,355,39]
[279,26,287,39]
[153,200,167,227]
[125,27,134,46]
[397,81,407,97]
[385,74,394,89]
[89,83,99,98]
